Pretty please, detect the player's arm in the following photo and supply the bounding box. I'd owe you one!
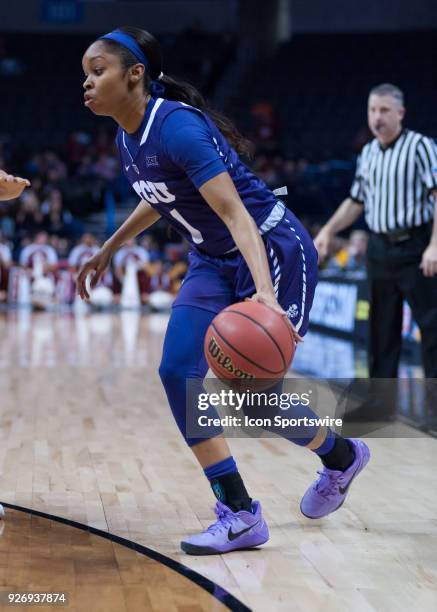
[0,170,30,201]
[103,200,161,253]
[200,172,290,318]
[77,200,161,300]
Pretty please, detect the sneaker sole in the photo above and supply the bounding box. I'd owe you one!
[180,536,269,556]
[300,442,370,519]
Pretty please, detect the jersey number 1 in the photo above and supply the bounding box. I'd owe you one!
[169,209,204,244]
[133,180,204,245]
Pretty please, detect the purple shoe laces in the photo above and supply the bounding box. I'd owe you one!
[314,468,344,498]
[205,502,236,536]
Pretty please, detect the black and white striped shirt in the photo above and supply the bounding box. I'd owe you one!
[350,129,437,233]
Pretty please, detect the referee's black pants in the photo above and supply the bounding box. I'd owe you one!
[367,222,437,378]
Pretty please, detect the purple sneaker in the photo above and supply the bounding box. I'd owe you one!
[181,500,269,555]
[300,439,370,519]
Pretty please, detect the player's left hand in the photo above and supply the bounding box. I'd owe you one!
[246,291,303,344]
[420,242,437,277]
[0,170,31,201]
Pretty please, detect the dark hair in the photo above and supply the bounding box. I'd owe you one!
[98,26,253,157]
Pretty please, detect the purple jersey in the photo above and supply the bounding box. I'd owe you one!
[116,97,280,256]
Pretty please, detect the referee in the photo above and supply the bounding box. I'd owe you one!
[315,83,437,379]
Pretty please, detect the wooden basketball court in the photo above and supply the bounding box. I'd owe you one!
[0,310,436,611]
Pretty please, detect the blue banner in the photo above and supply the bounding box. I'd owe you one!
[41,0,84,24]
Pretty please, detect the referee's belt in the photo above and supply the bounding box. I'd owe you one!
[381,223,431,244]
[383,228,412,244]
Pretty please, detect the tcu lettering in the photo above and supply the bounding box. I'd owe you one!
[132,180,176,204]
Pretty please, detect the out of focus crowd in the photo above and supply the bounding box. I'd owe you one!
[0,228,188,310]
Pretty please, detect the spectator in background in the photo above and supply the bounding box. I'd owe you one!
[326,230,368,273]
[41,188,83,239]
[163,242,189,294]
[0,232,12,303]
[250,101,279,152]
[139,234,161,261]
[19,231,58,276]
[49,235,69,259]
[65,131,93,168]
[19,231,58,310]
[68,233,113,297]
[113,237,151,304]
[68,233,100,271]
[14,189,45,241]
[77,154,96,177]
[252,154,281,188]
[92,153,119,181]
[42,188,69,234]
[43,151,67,184]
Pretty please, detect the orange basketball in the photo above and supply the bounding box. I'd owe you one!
[204,301,295,382]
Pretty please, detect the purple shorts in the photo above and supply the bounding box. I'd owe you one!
[173,210,318,336]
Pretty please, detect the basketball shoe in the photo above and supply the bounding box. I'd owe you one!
[181,500,269,555]
[300,439,370,519]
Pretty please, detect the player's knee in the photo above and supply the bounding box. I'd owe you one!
[159,360,178,387]
[159,357,194,387]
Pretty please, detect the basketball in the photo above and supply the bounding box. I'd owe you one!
[204,301,296,382]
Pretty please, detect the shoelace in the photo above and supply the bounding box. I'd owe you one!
[205,505,235,536]
[314,469,344,498]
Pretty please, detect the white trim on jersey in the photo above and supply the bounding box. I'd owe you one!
[259,200,285,234]
[140,98,165,147]
[284,218,307,333]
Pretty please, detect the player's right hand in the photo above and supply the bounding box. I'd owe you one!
[313,227,333,261]
[77,247,113,300]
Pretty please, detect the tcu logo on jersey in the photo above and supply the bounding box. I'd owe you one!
[132,180,176,205]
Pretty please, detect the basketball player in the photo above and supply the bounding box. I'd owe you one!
[0,170,30,517]
[78,27,370,555]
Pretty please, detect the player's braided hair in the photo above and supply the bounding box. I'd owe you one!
[99,26,253,158]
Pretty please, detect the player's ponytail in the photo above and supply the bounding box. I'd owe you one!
[99,26,253,158]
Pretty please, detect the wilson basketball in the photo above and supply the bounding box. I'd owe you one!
[204,301,295,382]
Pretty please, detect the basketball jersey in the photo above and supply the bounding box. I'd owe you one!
[116,98,279,256]
[19,244,58,267]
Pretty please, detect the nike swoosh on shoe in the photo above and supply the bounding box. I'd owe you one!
[228,520,259,541]
[338,462,363,495]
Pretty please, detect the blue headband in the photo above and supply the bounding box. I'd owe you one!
[100,30,150,71]
[99,30,166,97]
